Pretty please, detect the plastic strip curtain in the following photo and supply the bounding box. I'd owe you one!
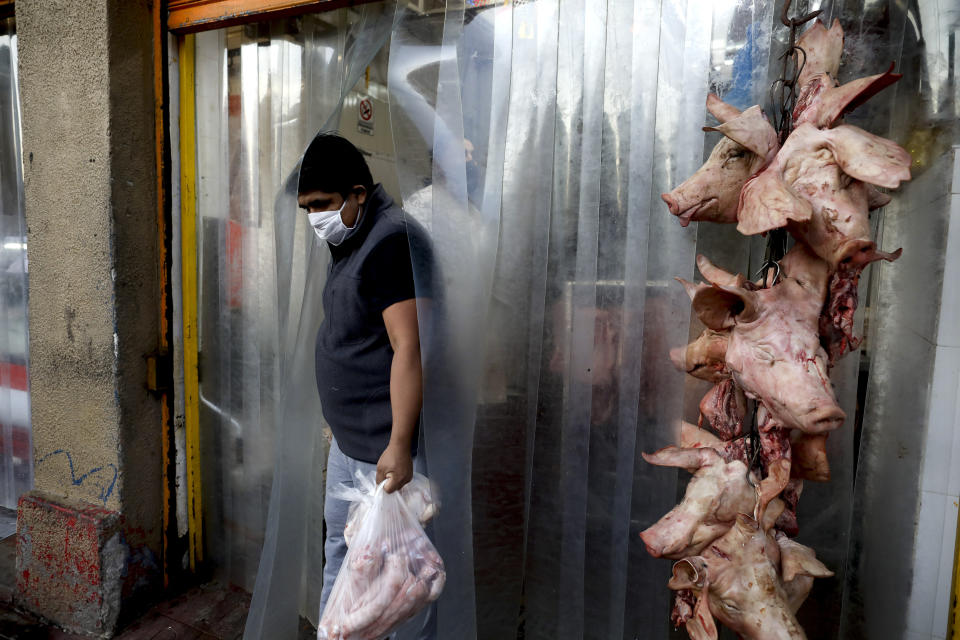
[0,17,31,512]
[187,6,392,638]
[387,0,718,637]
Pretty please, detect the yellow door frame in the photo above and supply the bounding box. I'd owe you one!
[177,32,203,572]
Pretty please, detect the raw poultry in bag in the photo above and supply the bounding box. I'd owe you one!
[318,470,445,640]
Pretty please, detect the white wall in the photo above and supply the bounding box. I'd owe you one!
[906,145,960,640]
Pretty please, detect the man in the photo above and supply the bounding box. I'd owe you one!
[298,133,432,636]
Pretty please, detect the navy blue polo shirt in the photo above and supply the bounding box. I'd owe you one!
[315,185,425,464]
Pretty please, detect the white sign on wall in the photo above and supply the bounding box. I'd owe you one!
[357,96,374,135]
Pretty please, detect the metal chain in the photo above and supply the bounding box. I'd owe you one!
[743,2,824,489]
[769,0,823,145]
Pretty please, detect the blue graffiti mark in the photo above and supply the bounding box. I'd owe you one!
[37,450,118,504]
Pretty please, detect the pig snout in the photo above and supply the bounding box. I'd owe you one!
[640,511,699,559]
[836,238,903,269]
[640,530,662,558]
[662,192,680,215]
[662,190,717,227]
[640,525,673,558]
[669,345,688,372]
[802,405,846,433]
[640,521,682,558]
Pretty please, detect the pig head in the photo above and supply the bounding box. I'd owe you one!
[686,251,845,434]
[737,122,910,269]
[669,515,809,640]
[662,95,778,226]
[639,446,757,559]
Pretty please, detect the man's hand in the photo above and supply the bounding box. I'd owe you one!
[377,441,413,493]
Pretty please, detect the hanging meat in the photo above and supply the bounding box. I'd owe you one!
[639,446,758,559]
[680,246,844,434]
[648,13,911,639]
[661,96,779,226]
[736,122,909,268]
[668,514,832,640]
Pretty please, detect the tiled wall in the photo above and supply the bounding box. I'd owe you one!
[906,146,960,640]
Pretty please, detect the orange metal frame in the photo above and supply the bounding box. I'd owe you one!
[153,0,176,588]
[168,0,380,33]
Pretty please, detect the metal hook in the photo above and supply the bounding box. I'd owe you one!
[753,260,781,288]
[736,389,765,494]
[780,0,823,28]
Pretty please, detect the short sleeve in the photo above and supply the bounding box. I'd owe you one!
[362,232,417,312]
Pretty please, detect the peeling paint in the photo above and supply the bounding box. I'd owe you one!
[16,492,127,635]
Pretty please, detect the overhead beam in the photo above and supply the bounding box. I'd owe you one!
[168,0,381,33]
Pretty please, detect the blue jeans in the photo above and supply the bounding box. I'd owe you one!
[320,438,435,640]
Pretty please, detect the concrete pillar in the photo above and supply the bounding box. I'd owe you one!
[14,0,163,634]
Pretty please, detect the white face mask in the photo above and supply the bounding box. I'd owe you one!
[307,199,357,246]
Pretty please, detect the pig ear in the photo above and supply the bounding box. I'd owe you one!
[703,106,779,161]
[822,124,912,189]
[815,64,901,127]
[686,588,719,640]
[695,255,739,287]
[675,277,709,301]
[692,284,760,330]
[680,421,723,449]
[642,446,718,472]
[762,498,786,531]
[705,93,741,124]
[668,557,708,590]
[736,169,813,236]
[797,18,844,85]
[777,536,835,582]
[758,465,789,529]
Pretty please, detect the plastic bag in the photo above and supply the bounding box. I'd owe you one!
[340,471,440,547]
[318,470,446,640]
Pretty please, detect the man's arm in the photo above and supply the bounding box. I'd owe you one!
[377,298,422,493]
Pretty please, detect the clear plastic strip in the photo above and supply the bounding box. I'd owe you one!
[623,0,710,634]
[518,0,560,571]
[602,0,663,635]
[557,2,608,638]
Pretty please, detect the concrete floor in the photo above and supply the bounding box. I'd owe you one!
[0,535,315,639]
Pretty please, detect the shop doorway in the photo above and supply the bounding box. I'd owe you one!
[175,4,397,595]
